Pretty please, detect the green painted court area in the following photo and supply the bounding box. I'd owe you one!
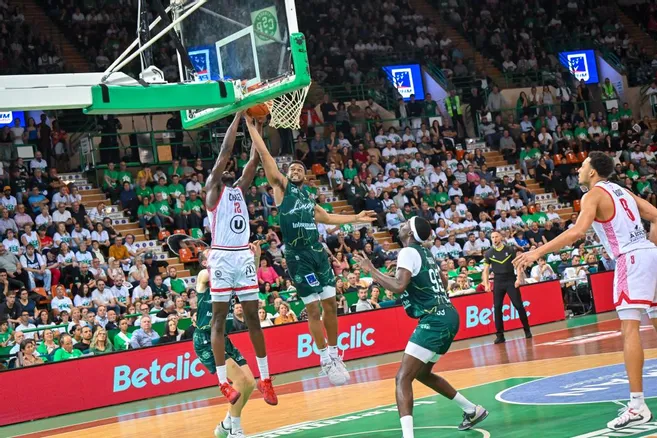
[252,378,657,438]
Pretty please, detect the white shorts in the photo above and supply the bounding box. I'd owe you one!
[614,249,657,315]
[208,249,259,303]
[404,341,440,364]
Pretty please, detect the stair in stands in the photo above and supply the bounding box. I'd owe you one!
[407,0,505,87]
[616,7,657,57]
[23,0,91,72]
[60,172,192,279]
[485,150,575,220]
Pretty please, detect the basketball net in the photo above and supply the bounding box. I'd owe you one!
[236,79,310,131]
[264,84,310,130]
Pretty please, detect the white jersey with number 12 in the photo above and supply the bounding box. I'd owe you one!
[207,186,249,250]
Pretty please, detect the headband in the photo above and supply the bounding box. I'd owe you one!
[409,217,423,242]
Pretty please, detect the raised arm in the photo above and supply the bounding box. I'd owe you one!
[236,123,262,193]
[353,252,411,294]
[314,204,376,225]
[244,115,286,190]
[205,111,242,208]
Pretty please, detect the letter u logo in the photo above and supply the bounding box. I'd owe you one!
[230,216,246,234]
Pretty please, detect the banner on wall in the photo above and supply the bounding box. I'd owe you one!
[0,282,564,426]
[590,270,615,314]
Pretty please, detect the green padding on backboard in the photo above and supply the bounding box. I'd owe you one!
[181,33,311,130]
[84,81,236,115]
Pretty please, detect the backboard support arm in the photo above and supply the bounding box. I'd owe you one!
[137,0,153,71]
[107,0,209,78]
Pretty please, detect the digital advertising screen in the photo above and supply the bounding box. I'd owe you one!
[382,64,425,101]
[558,50,599,84]
[0,111,25,128]
[187,45,219,81]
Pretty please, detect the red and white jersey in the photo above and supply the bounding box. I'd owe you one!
[590,181,656,259]
[208,186,250,250]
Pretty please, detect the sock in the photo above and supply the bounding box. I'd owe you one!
[630,392,645,409]
[328,345,339,359]
[222,412,231,429]
[453,392,476,414]
[257,356,270,380]
[319,347,330,363]
[231,416,242,432]
[400,415,414,438]
[216,365,228,384]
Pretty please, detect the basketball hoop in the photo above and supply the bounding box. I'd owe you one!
[265,84,310,130]
[236,78,309,130]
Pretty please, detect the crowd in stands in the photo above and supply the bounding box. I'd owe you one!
[7,0,657,372]
[445,0,657,87]
[619,2,657,86]
[0,1,65,75]
[298,0,474,91]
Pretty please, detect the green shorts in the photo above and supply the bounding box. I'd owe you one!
[193,329,247,372]
[406,307,460,363]
[286,246,336,304]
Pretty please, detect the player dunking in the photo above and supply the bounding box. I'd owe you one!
[194,248,257,438]
[244,115,376,385]
[514,151,657,430]
[354,217,488,437]
[205,112,277,406]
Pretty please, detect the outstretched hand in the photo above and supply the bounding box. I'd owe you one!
[356,210,377,222]
[512,249,539,272]
[352,251,374,273]
[249,240,262,259]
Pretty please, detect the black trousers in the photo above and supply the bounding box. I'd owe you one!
[493,276,530,335]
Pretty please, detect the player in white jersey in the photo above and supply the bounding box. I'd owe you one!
[514,151,657,431]
[204,112,278,408]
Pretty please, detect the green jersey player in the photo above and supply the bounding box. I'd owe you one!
[354,217,488,437]
[194,247,259,438]
[244,115,376,386]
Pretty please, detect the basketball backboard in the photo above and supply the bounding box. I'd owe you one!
[175,0,310,129]
[0,0,309,125]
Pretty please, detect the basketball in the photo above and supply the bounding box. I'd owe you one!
[246,103,269,118]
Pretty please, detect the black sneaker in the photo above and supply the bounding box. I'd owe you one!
[494,335,505,344]
[525,329,533,339]
[458,405,489,431]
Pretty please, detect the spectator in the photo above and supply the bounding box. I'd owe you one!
[89,327,114,355]
[53,334,82,361]
[160,319,183,344]
[114,317,133,351]
[15,310,38,340]
[74,326,93,352]
[273,302,297,325]
[231,303,248,332]
[130,315,160,348]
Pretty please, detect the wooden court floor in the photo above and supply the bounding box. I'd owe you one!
[9,314,657,438]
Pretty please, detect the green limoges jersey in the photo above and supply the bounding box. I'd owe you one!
[196,286,213,332]
[279,181,321,249]
[398,244,453,319]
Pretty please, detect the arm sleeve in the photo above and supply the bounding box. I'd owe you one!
[396,247,422,277]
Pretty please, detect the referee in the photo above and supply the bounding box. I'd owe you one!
[482,231,532,344]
